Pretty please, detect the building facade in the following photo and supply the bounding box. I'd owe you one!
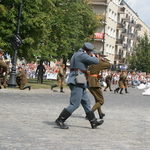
[89,0,150,64]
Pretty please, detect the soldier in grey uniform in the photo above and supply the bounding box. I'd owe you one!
[55,42,104,129]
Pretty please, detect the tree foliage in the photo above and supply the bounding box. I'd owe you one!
[128,34,150,73]
[0,0,99,62]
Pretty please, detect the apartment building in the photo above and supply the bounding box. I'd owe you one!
[89,0,150,64]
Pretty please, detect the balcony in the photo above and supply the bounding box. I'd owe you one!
[122,29,128,36]
[122,17,130,23]
[114,54,121,60]
[117,23,124,29]
[90,0,108,6]
[116,39,123,45]
[123,43,128,49]
[118,7,125,14]
[128,33,135,39]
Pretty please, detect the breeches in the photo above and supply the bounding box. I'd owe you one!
[57,78,64,88]
[66,84,91,114]
[89,87,104,105]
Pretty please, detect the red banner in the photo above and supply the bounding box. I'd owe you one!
[94,32,104,39]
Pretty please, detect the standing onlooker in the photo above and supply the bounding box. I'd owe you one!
[35,60,46,84]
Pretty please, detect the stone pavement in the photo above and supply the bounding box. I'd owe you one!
[0,87,150,150]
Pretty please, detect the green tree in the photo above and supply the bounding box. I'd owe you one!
[128,34,150,73]
[0,0,99,62]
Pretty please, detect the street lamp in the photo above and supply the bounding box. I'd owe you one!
[8,1,23,87]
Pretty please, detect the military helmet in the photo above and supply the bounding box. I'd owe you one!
[82,42,94,51]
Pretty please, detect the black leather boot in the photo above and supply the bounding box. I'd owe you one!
[120,88,123,94]
[60,87,64,93]
[51,84,58,90]
[125,88,128,93]
[55,109,71,129]
[86,111,104,129]
[114,88,120,93]
[98,107,105,119]
[99,112,105,119]
[23,86,31,90]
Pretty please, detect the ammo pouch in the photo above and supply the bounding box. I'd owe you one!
[75,73,86,84]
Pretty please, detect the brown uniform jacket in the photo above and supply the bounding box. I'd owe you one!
[118,74,126,88]
[87,59,111,87]
[0,60,7,74]
[16,70,27,85]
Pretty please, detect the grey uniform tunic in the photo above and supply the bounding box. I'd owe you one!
[66,48,99,113]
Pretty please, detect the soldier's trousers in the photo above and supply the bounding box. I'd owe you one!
[88,87,104,113]
[66,84,91,114]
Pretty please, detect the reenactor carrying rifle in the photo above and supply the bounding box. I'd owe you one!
[87,52,111,119]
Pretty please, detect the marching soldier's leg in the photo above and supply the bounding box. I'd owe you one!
[23,85,31,90]
[0,78,2,89]
[92,102,101,112]
[55,84,82,129]
[86,111,104,129]
[109,84,112,91]
[81,89,104,129]
[104,84,108,91]
[51,84,58,90]
[55,108,71,129]
[120,88,123,94]
[60,79,64,93]
[98,106,105,119]
[114,87,120,93]
[125,88,128,93]
[90,87,105,119]
[60,87,64,93]
[19,83,24,90]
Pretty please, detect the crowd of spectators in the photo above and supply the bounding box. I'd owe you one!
[7,61,150,86]
[101,70,150,87]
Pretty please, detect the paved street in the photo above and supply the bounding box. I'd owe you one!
[0,86,150,150]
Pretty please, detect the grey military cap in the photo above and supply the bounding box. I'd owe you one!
[83,42,94,51]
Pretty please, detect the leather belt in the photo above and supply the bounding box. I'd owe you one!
[88,74,99,77]
[70,68,88,74]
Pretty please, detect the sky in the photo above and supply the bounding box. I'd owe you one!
[125,0,150,28]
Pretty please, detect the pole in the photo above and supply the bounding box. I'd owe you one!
[8,1,23,87]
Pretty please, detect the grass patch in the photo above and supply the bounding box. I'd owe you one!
[28,79,56,89]
[28,79,68,89]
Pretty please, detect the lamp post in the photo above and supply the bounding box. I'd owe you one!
[8,1,23,87]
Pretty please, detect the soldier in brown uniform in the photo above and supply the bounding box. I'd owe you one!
[51,64,65,93]
[0,50,8,89]
[114,71,126,94]
[104,73,113,91]
[16,67,31,90]
[123,71,129,93]
[87,53,111,119]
